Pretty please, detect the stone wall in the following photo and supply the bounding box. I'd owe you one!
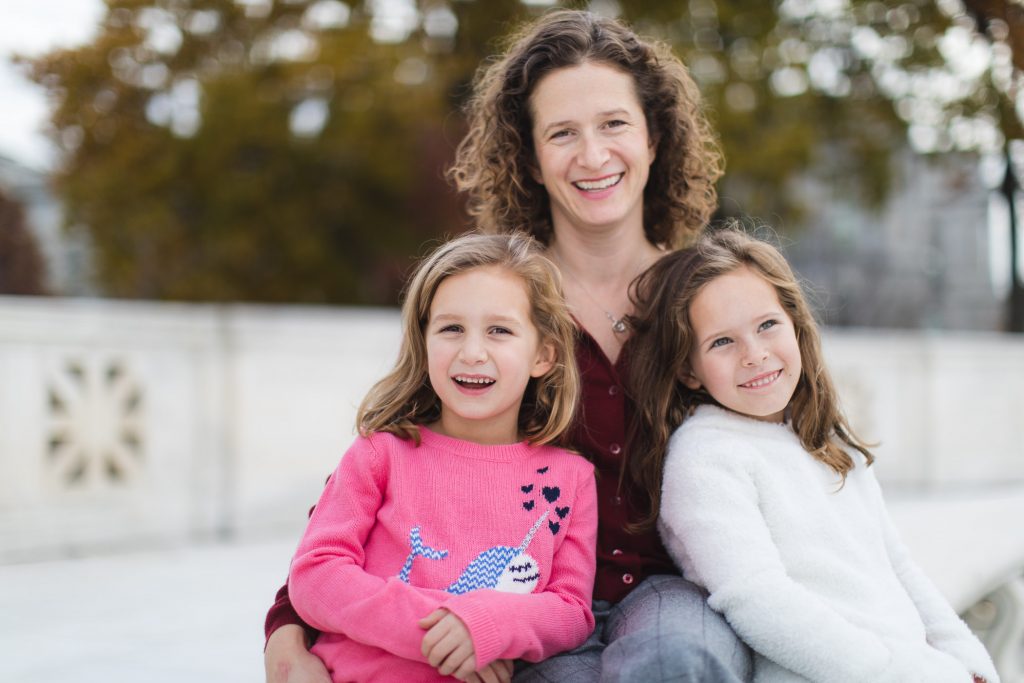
[1,296,1021,561]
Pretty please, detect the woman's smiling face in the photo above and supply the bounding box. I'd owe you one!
[529,61,655,237]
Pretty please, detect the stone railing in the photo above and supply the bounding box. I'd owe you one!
[1,296,1022,562]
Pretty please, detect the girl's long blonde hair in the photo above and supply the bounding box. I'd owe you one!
[357,232,580,447]
[625,227,874,528]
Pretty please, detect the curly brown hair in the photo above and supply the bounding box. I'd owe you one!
[449,9,723,248]
[625,227,875,529]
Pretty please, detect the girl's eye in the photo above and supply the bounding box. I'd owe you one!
[490,326,512,335]
[759,319,779,332]
[439,324,462,333]
[709,337,731,349]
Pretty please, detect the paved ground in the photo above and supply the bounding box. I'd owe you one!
[0,537,295,683]
[2,524,1020,683]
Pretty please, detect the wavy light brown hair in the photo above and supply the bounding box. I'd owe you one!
[449,9,723,248]
[357,232,580,447]
[625,227,874,528]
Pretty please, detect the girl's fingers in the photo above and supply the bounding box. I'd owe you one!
[418,608,446,629]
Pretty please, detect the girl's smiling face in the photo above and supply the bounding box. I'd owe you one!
[684,266,802,423]
[426,265,554,444]
[529,61,655,237]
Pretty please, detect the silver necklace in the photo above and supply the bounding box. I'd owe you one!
[555,257,630,334]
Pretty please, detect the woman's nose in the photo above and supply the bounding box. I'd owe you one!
[577,133,610,169]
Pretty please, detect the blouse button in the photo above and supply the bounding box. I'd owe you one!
[611,549,623,556]
[622,573,634,585]
[611,495,623,506]
[608,385,620,396]
[609,443,622,455]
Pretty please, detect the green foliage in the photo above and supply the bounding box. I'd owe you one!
[22,0,1003,303]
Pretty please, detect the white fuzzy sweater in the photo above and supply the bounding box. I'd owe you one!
[658,405,999,683]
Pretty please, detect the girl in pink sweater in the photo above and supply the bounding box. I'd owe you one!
[288,232,598,683]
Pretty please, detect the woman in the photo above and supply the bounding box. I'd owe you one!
[266,10,750,682]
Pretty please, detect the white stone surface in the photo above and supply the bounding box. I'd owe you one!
[0,538,291,683]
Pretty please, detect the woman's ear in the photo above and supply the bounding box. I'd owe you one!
[529,159,544,185]
[531,341,556,378]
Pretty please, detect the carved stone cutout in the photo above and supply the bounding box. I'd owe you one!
[46,357,144,489]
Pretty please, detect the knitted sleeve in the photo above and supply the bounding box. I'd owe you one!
[658,432,972,683]
[868,471,1000,682]
[442,458,598,668]
[287,436,447,663]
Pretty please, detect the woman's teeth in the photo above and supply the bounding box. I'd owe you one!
[574,173,622,191]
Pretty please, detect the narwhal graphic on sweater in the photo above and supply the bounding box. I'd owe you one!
[398,511,550,595]
[397,469,569,595]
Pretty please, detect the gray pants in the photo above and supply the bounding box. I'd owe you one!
[515,575,752,683]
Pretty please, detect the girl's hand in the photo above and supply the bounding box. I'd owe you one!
[264,624,331,683]
[465,659,514,683]
[419,608,477,679]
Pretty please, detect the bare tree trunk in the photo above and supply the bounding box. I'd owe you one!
[1001,148,1024,331]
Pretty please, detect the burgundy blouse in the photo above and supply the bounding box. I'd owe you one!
[264,327,678,642]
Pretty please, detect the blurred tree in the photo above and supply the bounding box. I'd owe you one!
[0,188,48,295]
[20,0,1017,306]
[960,0,1024,330]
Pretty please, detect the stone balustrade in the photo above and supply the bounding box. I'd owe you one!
[1,296,1022,562]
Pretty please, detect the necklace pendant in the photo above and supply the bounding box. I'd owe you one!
[612,318,627,334]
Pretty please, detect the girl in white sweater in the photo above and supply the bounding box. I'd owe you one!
[624,227,999,683]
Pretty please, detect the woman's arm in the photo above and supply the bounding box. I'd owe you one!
[659,438,971,683]
[264,624,331,683]
[264,498,326,682]
[265,582,318,648]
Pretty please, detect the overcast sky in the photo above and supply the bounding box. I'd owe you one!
[0,1,104,170]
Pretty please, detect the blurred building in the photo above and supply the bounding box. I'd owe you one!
[786,151,1004,331]
[0,154,95,296]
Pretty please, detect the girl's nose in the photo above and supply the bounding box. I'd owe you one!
[742,343,769,366]
[460,334,488,363]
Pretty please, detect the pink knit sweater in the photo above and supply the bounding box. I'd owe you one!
[288,427,598,682]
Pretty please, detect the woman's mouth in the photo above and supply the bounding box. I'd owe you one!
[573,173,623,191]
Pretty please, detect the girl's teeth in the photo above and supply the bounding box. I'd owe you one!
[575,174,622,191]
[455,376,494,385]
[744,371,779,388]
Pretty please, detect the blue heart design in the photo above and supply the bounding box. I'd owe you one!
[556,506,570,519]
[548,520,560,535]
[542,486,560,503]
[521,484,533,493]
[523,500,535,511]
[537,467,549,474]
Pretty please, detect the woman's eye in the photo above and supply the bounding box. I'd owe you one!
[607,119,627,128]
